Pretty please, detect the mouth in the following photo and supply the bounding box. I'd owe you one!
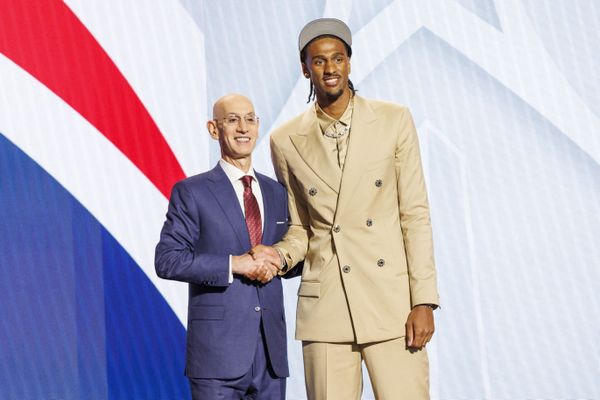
[323,76,340,87]
[235,137,252,143]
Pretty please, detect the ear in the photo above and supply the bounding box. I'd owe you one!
[348,58,351,75]
[206,120,219,141]
[301,63,310,79]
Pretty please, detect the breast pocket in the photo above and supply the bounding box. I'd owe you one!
[269,214,288,242]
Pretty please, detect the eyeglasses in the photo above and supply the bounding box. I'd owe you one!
[219,114,259,127]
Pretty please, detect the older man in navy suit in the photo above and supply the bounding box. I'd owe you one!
[155,93,289,399]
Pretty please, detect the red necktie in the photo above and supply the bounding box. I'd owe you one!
[241,175,262,247]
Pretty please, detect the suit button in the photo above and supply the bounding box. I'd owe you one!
[254,306,261,312]
[377,259,385,267]
[366,219,373,227]
[375,179,383,187]
[308,187,317,196]
[333,225,341,233]
[342,265,351,273]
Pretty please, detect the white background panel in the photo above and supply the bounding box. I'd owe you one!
[1,0,599,398]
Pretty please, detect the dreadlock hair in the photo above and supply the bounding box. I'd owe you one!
[300,35,356,103]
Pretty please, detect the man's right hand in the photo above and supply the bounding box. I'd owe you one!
[249,244,282,269]
[231,253,278,284]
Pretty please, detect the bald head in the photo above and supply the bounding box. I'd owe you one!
[212,93,254,120]
[207,93,259,173]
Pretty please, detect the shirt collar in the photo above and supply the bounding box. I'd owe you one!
[219,159,257,183]
[315,96,354,134]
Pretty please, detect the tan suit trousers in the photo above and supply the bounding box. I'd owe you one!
[302,337,429,400]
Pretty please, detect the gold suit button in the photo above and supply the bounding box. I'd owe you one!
[377,259,385,267]
[342,265,351,273]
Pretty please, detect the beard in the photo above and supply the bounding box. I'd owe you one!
[324,86,345,101]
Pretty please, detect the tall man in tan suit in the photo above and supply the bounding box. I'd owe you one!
[253,18,440,399]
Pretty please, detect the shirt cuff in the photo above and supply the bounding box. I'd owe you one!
[228,255,233,283]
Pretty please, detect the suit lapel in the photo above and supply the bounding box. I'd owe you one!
[207,165,251,249]
[337,96,378,211]
[256,174,275,245]
[289,107,342,193]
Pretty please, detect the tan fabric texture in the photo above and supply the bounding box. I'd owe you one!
[302,339,430,400]
[316,98,353,169]
[270,95,439,344]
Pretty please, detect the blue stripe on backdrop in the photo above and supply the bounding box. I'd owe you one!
[103,231,188,400]
[0,134,189,400]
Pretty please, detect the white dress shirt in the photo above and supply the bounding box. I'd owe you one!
[219,159,265,282]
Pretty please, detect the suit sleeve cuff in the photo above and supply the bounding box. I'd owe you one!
[273,245,292,274]
[414,303,439,310]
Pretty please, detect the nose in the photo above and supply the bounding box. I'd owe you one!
[324,60,336,74]
[237,118,249,133]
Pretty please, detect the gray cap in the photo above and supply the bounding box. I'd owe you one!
[298,18,352,52]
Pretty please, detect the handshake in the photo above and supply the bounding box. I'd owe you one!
[232,245,282,284]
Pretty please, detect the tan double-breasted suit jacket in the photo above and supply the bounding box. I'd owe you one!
[270,95,439,344]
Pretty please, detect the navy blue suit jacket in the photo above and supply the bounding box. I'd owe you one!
[155,164,290,379]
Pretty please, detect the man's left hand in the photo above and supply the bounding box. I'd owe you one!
[405,305,435,349]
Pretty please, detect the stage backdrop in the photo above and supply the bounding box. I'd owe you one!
[1,1,599,399]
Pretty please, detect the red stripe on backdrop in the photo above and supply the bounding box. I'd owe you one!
[0,0,186,198]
